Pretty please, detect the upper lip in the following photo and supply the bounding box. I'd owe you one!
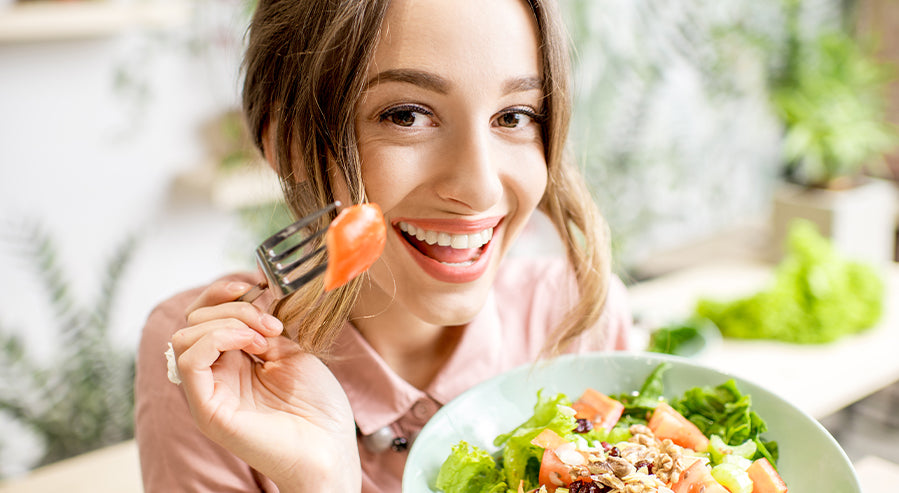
[391,216,503,235]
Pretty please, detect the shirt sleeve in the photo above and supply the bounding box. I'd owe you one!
[134,278,277,493]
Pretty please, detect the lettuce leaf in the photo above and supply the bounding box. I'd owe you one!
[696,220,884,344]
[435,441,507,493]
[493,390,575,490]
[612,361,670,421]
[670,379,778,464]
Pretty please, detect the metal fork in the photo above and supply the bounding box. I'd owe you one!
[238,201,341,303]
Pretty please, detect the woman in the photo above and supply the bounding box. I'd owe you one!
[135,0,631,491]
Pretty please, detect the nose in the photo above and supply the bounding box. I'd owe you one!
[433,126,503,212]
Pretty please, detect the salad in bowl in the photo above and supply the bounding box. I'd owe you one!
[403,353,860,493]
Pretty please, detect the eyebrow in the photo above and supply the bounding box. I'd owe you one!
[502,75,543,95]
[364,69,451,94]
[364,69,544,96]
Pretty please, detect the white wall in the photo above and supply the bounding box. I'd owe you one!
[0,0,264,475]
[0,1,253,376]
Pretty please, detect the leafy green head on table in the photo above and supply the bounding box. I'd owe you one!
[695,220,885,344]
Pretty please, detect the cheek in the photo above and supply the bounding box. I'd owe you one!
[359,144,428,210]
[510,147,549,210]
[529,162,549,204]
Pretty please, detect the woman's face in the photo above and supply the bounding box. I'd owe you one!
[350,0,547,326]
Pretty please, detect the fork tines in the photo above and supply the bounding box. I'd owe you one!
[255,201,340,297]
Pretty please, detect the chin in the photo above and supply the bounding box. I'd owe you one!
[405,266,501,326]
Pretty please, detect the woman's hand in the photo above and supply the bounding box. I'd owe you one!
[171,281,360,492]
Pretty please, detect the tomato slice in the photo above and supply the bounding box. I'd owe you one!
[531,429,582,492]
[537,448,574,493]
[647,402,710,452]
[671,459,729,493]
[746,458,788,493]
[572,388,625,431]
[323,203,386,291]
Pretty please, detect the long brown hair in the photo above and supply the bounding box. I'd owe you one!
[241,0,611,357]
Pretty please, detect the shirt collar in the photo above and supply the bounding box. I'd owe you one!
[327,290,503,436]
[328,321,422,436]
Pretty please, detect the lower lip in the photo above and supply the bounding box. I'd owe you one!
[397,228,497,283]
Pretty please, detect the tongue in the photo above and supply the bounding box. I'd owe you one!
[406,234,480,263]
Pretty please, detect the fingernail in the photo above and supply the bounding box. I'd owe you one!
[254,333,268,350]
[262,314,283,332]
[228,282,250,293]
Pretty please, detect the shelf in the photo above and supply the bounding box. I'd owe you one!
[0,1,189,43]
[174,159,284,211]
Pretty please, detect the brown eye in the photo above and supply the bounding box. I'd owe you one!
[495,108,540,129]
[378,104,434,127]
[386,110,417,127]
[497,112,523,128]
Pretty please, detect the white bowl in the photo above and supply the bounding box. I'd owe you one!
[403,352,860,493]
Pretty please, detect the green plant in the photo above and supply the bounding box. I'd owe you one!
[0,223,137,472]
[772,27,899,187]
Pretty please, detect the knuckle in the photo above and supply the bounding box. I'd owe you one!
[222,317,247,331]
[234,302,261,322]
[185,307,206,326]
[170,329,189,351]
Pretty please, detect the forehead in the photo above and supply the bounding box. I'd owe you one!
[370,0,542,82]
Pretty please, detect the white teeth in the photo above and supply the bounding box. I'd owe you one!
[398,222,494,249]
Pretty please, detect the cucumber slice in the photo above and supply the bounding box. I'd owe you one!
[711,463,754,493]
[722,453,753,470]
[708,434,758,464]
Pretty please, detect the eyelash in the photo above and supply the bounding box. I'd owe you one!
[497,107,545,126]
[377,104,433,124]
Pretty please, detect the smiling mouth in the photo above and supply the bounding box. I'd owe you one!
[397,221,494,266]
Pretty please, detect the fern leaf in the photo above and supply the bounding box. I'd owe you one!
[89,233,138,337]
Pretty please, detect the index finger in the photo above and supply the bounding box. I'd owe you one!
[184,280,254,316]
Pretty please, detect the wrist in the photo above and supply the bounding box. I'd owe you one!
[273,434,361,492]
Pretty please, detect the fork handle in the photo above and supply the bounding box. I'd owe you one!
[238,283,267,303]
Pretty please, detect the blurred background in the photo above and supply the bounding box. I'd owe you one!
[1,0,898,489]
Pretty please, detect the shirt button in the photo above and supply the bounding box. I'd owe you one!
[361,425,395,453]
[411,399,436,420]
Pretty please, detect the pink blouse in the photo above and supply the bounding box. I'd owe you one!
[135,256,632,492]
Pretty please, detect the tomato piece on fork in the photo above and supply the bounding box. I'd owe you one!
[323,203,387,291]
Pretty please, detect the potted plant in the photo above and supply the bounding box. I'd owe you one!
[770,29,899,264]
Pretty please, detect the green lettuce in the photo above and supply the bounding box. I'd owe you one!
[670,379,778,465]
[493,390,575,491]
[434,441,507,493]
[613,361,669,416]
[696,220,884,344]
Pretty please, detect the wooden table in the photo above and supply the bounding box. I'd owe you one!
[0,440,141,493]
